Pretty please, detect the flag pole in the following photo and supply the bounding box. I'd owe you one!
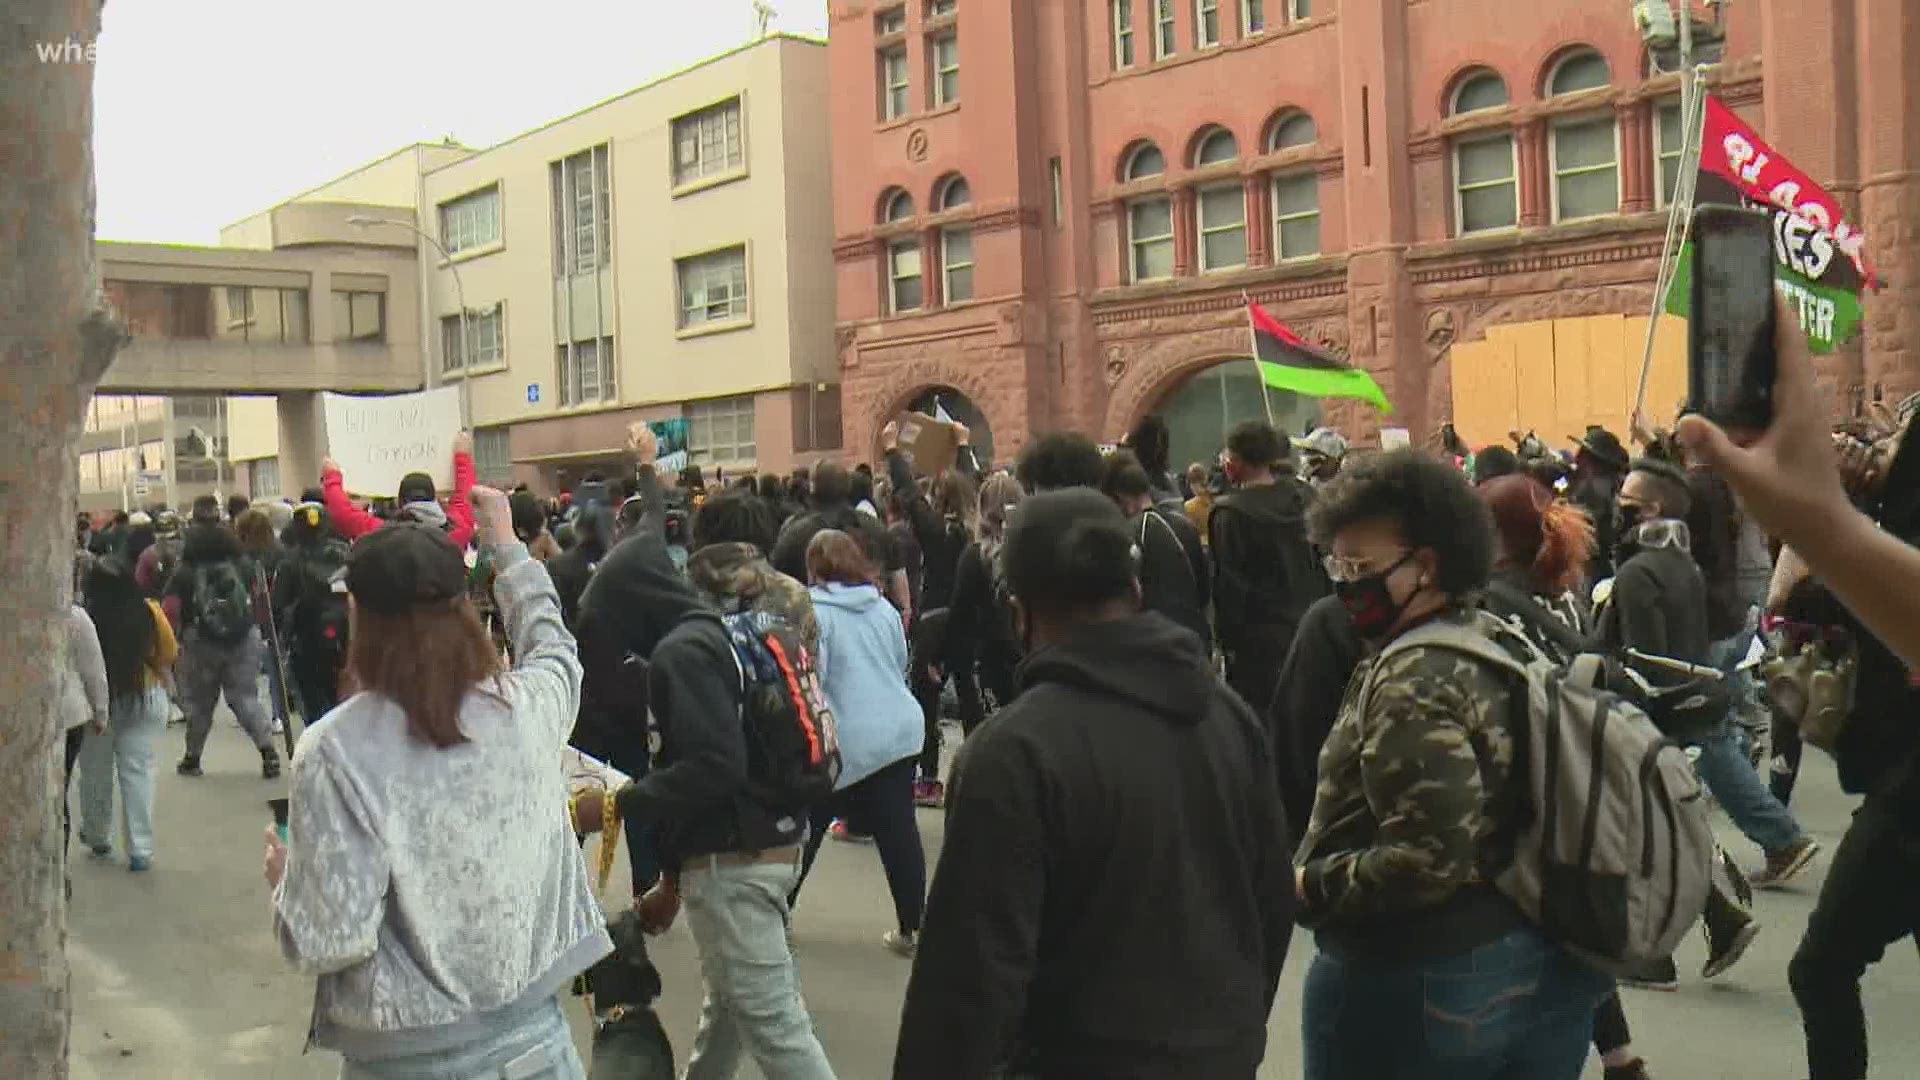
[1633,65,1708,431]
[1244,290,1277,428]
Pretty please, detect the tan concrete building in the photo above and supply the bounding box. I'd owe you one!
[404,33,838,490]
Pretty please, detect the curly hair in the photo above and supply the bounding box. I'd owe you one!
[1015,432,1105,493]
[693,489,779,555]
[1310,448,1496,597]
[1480,474,1594,595]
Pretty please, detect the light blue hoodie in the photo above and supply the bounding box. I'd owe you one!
[809,582,922,789]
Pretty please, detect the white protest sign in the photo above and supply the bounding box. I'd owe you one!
[1379,427,1412,451]
[321,387,462,497]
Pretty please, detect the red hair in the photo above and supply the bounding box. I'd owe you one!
[1479,474,1595,595]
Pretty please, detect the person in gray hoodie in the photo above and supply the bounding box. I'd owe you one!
[264,488,610,1079]
[789,528,928,957]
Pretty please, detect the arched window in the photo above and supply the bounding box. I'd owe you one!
[1122,142,1171,282]
[936,174,972,211]
[1266,112,1316,153]
[1546,49,1618,222]
[1194,127,1239,166]
[1451,70,1508,115]
[883,188,915,223]
[1123,142,1166,182]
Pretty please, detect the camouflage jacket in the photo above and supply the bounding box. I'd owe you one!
[684,542,819,654]
[1295,611,1517,926]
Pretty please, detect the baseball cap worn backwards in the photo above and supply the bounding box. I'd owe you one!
[346,522,467,615]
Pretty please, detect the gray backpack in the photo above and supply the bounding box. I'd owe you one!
[1367,611,1714,976]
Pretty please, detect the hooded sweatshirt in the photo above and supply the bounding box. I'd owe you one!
[1207,478,1328,654]
[810,582,922,789]
[894,612,1293,1080]
[590,534,803,866]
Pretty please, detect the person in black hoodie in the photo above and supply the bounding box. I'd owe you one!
[1567,426,1629,584]
[1209,420,1329,713]
[589,530,837,1080]
[1101,449,1210,647]
[163,496,279,780]
[894,489,1292,1080]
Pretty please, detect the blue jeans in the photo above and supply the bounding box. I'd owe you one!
[1303,927,1613,1080]
[681,855,835,1080]
[339,997,584,1080]
[77,686,167,861]
[1689,721,1806,855]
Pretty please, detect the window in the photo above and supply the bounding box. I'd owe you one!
[1452,70,1509,115]
[884,188,916,223]
[440,304,503,373]
[1049,157,1063,223]
[1113,0,1135,67]
[224,286,251,329]
[331,290,385,342]
[931,34,960,106]
[1287,0,1310,17]
[249,457,281,501]
[880,47,910,120]
[1153,0,1175,58]
[1267,111,1316,152]
[937,174,971,211]
[473,427,513,487]
[1547,50,1616,222]
[929,0,956,15]
[557,336,615,407]
[939,175,975,303]
[1273,172,1320,259]
[677,246,750,329]
[1244,0,1265,34]
[219,287,309,343]
[889,240,924,313]
[1123,143,1172,282]
[1454,133,1518,233]
[1656,99,1686,207]
[1194,127,1238,166]
[1196,0,1219,47]
[688,396,757,466]
[1198,185,1246,270]
[551,145,611,276]
[876,5,907,34]
[438,186,501,254]
[672,98,745,187]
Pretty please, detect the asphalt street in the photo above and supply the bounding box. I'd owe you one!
[67,711,1920,1080]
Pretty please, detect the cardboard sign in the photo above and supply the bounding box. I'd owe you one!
[322,387,462,496]
[1379,427,1411,450]
[895,411,958,477]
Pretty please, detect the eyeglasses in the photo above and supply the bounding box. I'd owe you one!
[1324,549,1413,584]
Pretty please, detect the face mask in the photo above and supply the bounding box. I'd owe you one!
[1613,501,1647,555]
[1335,552,1417,639]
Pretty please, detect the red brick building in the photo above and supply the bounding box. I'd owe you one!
[829,0,1920,465]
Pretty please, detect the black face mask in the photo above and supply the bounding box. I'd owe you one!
[1613,502,1647,557]
[1335,552,1417,640]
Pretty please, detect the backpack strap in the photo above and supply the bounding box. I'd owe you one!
[1140,508,1197,588]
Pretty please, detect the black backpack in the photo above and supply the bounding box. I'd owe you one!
[722,609,841,811]
[292,543,352,669]
[192,559,257,645]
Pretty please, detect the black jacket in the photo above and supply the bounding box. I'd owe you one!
[771,504,901,585]
[1592,535,1714,739]
[1133,506,1211,648]
[1568,470,1622,584]
[1269,594,1363,839]
[894,613,1293,1080]
[886,449,969,614]
[1207,479,1327,653]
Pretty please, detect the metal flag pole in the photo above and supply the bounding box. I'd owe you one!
[1632,5,1707,431]
[1244,290,1277,427]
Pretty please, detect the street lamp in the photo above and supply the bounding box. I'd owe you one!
[346,214,473,429]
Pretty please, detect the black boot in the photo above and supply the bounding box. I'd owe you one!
[177,754,203,777]
[261,746,282,780]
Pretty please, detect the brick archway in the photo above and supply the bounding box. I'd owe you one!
[1101,326,1254,439]
[847,358,1005,465]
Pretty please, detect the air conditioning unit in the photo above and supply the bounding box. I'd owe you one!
[1634,0,1678,47]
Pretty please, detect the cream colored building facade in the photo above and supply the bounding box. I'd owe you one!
[410,33,837,489]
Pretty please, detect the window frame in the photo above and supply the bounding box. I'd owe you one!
[556,335,616,408]
[927,0,956,17]
[1547,49,1611,97]
[1452,131,1520,236]
[941,226,974,303]
[437,185,502,255]
[1195,0,1220,47]
[686,395,758,467]
[1548,113,1622,224]
[552,145,612,277]
[1113,0,1135,68]
[1196,182,1248,272]
[1287,0,1310,19]
[876,5,907,35]
[1451,70,1510,116]
[880,46,911,121]
[931,33,960,107]
[1128,195,1175,282]
[888,238,925,314]
[1266,111,1316,153]
[440,304,504,373]
[331,290,386,343]
[671,98,746,189]
[676,245,752,330]
[1654,97,1688,210]
[1153,0,1176,59]
[1271,170,1321,261]
[884,188,916,223]
[1243,0,1265,35]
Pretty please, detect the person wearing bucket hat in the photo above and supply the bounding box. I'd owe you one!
[1294,427,1350,488]
[319,431,477,550]
[264,485,609,1079]
[1569,425,1630,584]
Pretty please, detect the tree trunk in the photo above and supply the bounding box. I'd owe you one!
[0,3,122,1076]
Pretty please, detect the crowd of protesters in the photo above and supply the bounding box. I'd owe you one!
[56,294,1920,1080]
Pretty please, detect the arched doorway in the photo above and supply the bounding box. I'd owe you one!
[1154,359,1319,474]
[905,386,994,468]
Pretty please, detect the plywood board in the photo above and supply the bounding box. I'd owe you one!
[1509,321,1559,442]
[1584,314,1630,439]
[1552,319,1592,441]
[1449,337,1519,450]
[1624,314,1691,427]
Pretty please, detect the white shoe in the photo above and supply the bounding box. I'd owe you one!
[883,930,917,958]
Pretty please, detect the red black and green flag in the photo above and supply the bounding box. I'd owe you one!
[1664,95,1877,354]
[1248,300,1392,412]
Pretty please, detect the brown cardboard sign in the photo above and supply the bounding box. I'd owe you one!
[894,411,959,477]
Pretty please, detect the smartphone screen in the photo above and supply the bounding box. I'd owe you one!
[1689,206,1778,430]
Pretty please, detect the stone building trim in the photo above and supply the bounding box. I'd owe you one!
[1090,277,1346,327]
[1407,239,1667,285]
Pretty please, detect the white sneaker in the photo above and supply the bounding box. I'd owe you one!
[883,930,917,958]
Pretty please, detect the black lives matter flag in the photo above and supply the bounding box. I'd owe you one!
[1248,300,1392,412]
[1666,95,1879,354]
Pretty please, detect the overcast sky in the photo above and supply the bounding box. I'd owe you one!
[92,0,832,244]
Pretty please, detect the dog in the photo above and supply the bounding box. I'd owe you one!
[578,908,675,1080]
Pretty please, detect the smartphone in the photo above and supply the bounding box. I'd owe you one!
[268,797,290,842]
[1688,205,1779,431]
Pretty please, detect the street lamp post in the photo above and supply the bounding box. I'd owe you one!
[346,215,473,430]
